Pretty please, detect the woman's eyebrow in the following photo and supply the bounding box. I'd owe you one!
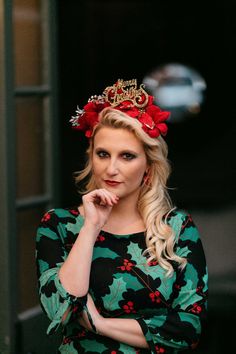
[95,147,139,154]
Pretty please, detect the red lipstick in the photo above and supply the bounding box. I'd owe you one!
[104,180,121,187]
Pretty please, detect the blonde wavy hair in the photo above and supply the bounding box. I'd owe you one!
[75,107,186,276]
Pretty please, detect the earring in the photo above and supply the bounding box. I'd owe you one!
[143,171,150,185]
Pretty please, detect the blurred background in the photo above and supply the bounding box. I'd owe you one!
[0,1,235,353]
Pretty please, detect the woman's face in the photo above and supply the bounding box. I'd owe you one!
[92,127,148,202]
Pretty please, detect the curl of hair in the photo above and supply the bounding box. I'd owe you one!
[75,107,187,276]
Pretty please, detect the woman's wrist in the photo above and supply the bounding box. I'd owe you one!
[94,315,107,336]
[81,223,101,238]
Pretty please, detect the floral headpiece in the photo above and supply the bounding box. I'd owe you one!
[70,79,170,138]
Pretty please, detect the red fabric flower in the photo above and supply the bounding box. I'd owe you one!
[143,101,170,137]
[72,100,109,137]
[116,100,140,118]
[71,80,170,139]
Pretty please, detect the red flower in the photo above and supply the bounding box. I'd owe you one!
[117,101,140,118]
[72,99,109,137]
[141,104,169,138]
[71,81,170,139]
[123,301,136,313]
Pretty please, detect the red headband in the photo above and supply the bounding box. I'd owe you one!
[70,79,170,138]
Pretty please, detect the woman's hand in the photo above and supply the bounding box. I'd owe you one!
[82,189,119,230]
[78,293,103,332]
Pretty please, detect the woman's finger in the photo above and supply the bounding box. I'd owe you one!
[83,189,119,207]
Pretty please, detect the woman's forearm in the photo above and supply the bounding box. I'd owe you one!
[97,317,149,349]
[59,224,99,297]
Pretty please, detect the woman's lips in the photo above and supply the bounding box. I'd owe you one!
[104,180,122,187]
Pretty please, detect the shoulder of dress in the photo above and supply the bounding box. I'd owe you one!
[40,206,80,224]
[48,206,79,216]
[166,208,189,223]
[166,208,191,242]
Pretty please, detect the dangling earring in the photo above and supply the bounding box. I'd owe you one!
[142,170,150,186]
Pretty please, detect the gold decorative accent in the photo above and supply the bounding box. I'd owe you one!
[103,79,149,109]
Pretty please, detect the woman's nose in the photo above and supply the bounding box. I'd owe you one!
[106,158,119,175]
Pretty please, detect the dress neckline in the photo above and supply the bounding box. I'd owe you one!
[100,229,145,238]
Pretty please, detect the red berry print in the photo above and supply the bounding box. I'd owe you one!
[72,305,79,313]
[196,285,203,293]
[149,291,161,303]
[69,209,79,216]
[78,330,86,338]
[174,283,181,290]
[111,351,117,354]
[63,337,72,344]
[41,212,51,223]
[190,303,202,314]
[96,234,105,242]
[118,259,134,271]
[155,344,165,353]
[148,260,158,266]
[123,301,136,313]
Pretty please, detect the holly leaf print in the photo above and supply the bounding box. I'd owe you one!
[176,245,191,258]
[80,339,107,352]
[127,242,146,266]
[115,272,144,291]
[38,259,50,273]
[102,276,127,311]
[173,264,202,308]
[92,247,119,261]
[65,214,84,234]
[127,242,164,278]
[127,243,172,299]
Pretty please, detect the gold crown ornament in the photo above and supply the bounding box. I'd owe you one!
[70,79,170,138]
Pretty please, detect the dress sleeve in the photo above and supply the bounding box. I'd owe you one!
[35,209,87,335]
[136,212,208,353]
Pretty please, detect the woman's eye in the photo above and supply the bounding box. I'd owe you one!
[96,151,109,158]
[122,153,136,160]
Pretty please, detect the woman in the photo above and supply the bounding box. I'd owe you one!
[36,79,208,353]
